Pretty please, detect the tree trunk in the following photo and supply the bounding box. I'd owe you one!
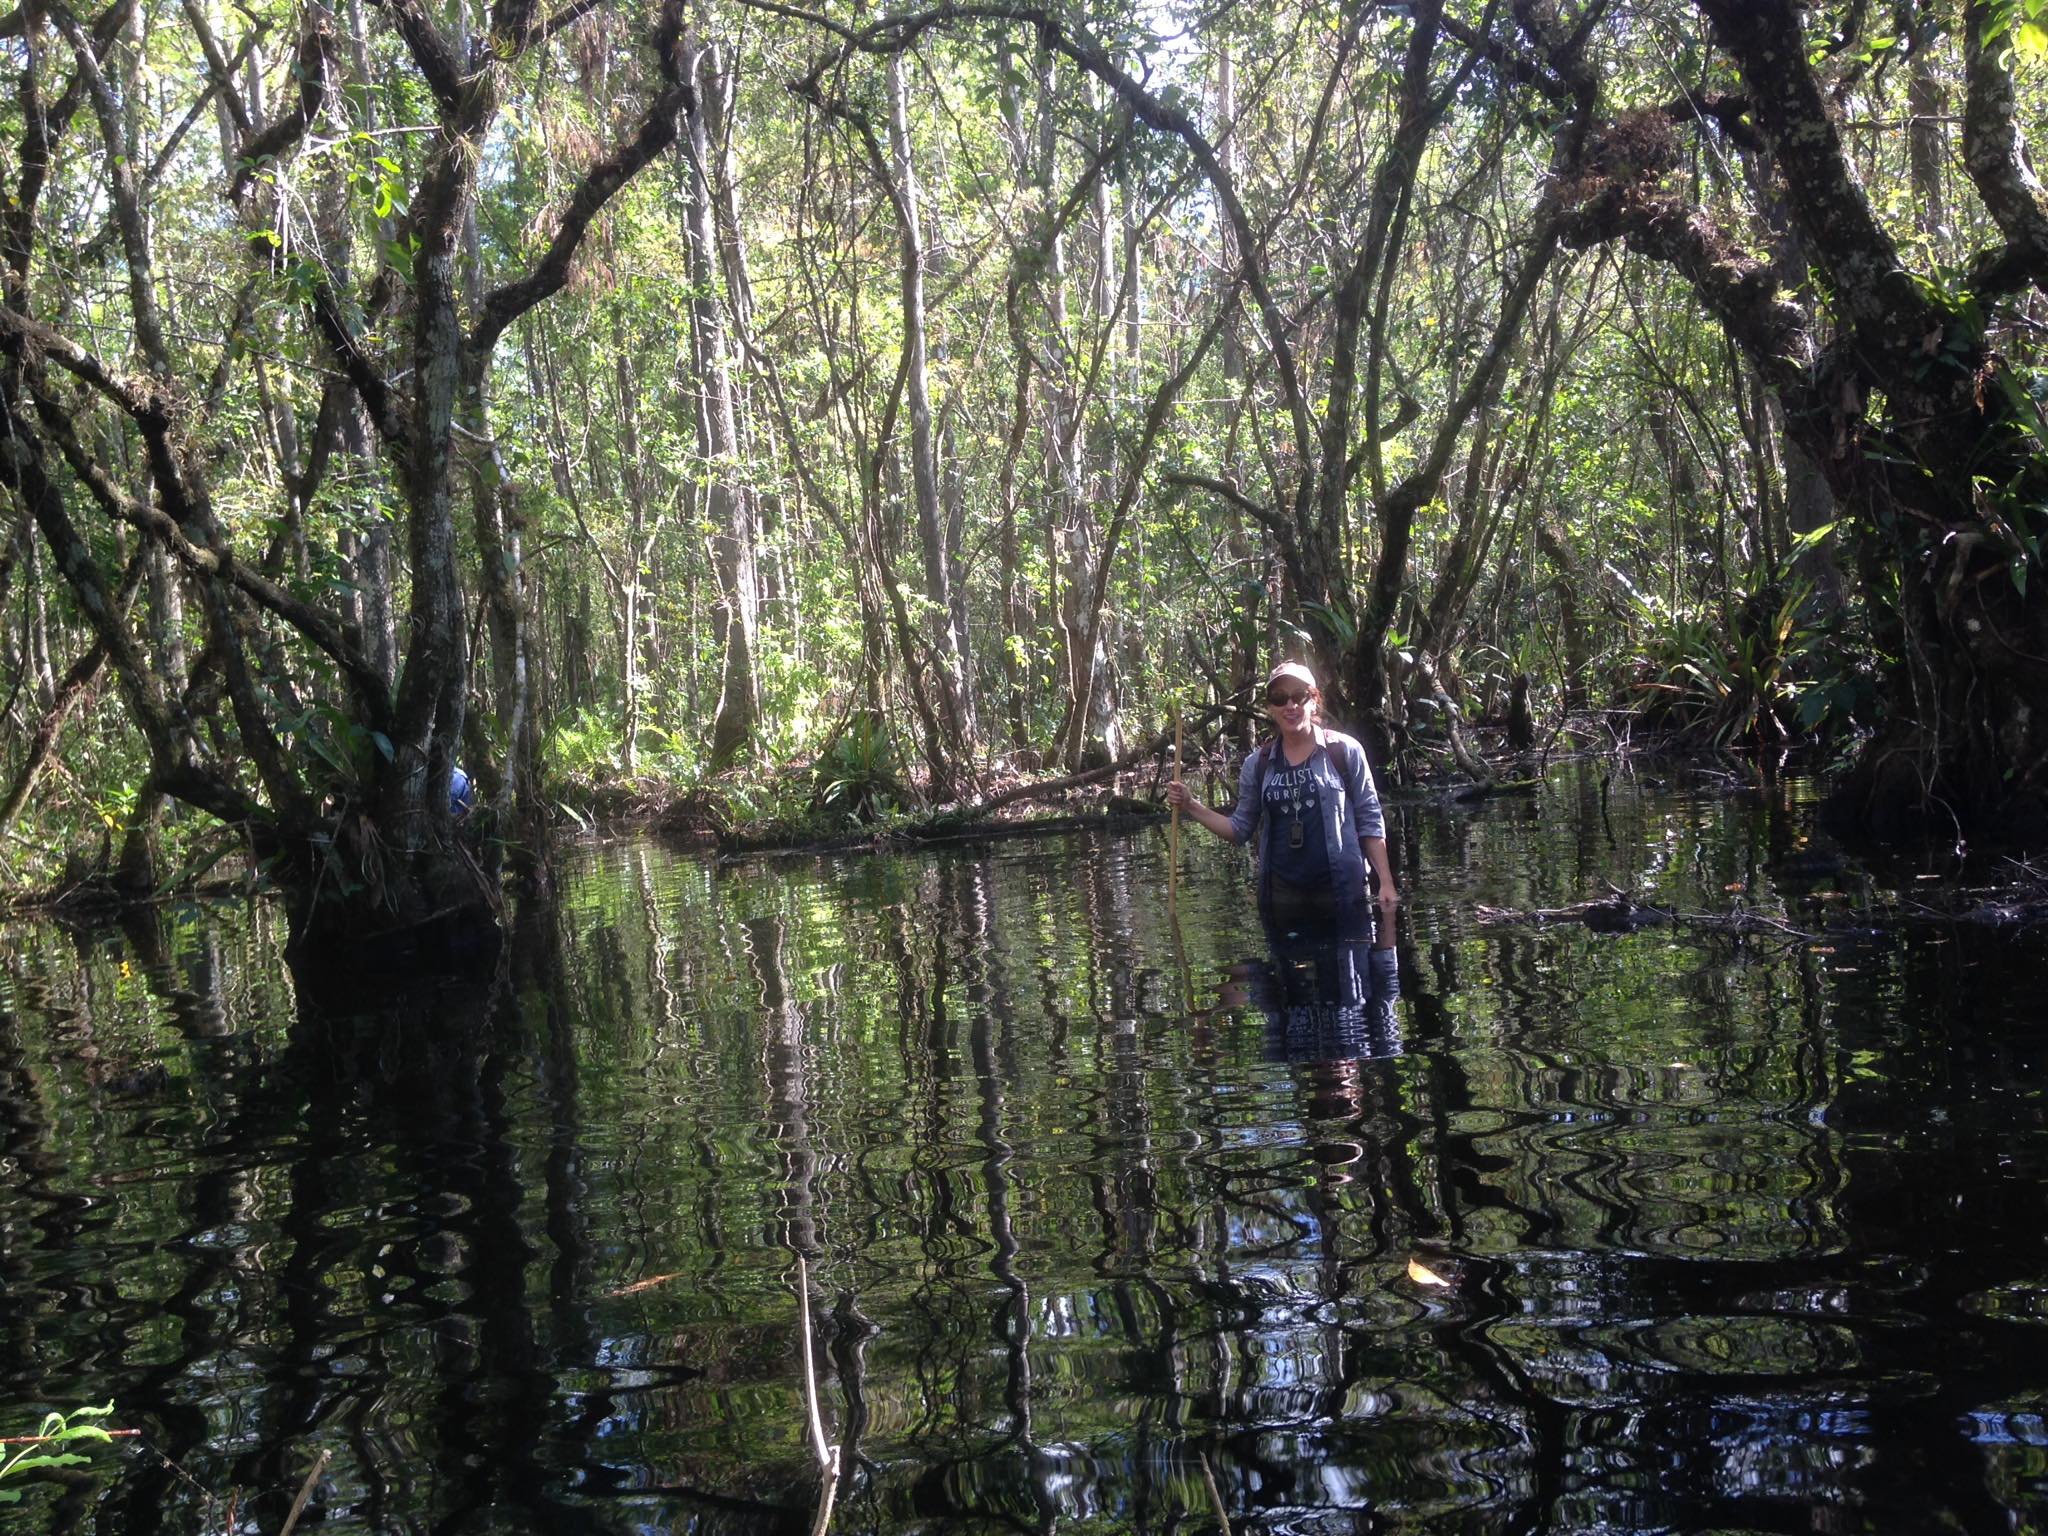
[1563,0,2048,841]
[887,56,976,771]
[1535,515,1590,713]
[682,38,762,771]
[997,320,1032,749]
[343,400,398,691]
[614,333,652,777]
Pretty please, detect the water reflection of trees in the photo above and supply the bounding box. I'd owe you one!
[570,840,1908,1532]
[7,826,2048,1532]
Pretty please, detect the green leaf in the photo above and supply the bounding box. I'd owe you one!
[302,728,355,782]
[3,1454,91,1474]
[1301,598,1357,646]
[1994,368,2048,454]
[1787,520,1838,554]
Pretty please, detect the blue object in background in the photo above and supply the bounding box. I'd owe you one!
[450,766,475,818]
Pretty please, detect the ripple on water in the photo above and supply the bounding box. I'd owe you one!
[7,781,2048,1534]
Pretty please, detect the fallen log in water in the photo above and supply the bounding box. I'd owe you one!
[1474,893,1820,940]
[1479,858,2048,940]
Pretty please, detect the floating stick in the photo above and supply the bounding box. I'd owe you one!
[277,1449,330,1536]
[1198,1449,1233,1536]
[796,1254,842,1536]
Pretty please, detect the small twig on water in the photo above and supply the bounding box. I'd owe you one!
[606,1271,682,1297]
[1198,1449,1232,1536]
[0,1429,141,1445]
[277,1449,330,1536]
[129,1431,222,1530]
[795,1255,842,1536]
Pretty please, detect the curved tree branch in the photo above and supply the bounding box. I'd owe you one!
[1163,471,1300,572]
[179,0,252,136]
[470,65,691,353]
[535,0,607,46]
[0,373,185,768]
[230,16,338,204]
[1962,0,2048,297]
[366,0,464,115]
[1557,179,1809,400]
[1694,0,1929,344]
[27,378,395,729]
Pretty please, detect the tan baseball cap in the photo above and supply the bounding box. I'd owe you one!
[1265,661,1318,693]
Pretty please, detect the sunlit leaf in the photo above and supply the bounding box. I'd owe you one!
[1407,1257,1451,1288]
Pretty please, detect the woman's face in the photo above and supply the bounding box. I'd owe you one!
[1266,681,1318,731]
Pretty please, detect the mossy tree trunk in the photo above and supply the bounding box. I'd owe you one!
[1557,0,2048,842]
[0,0,693,955]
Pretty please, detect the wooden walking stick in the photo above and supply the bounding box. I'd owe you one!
[1167,702,1197,1014]
[1169,704,1183,914]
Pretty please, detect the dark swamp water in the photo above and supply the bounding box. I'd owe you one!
[8,765,2048,1535]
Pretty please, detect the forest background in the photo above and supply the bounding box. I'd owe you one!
[4,0,2048,946]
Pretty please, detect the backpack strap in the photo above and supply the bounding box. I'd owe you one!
[1331,732,1366,807]
[1336,733,1383,826]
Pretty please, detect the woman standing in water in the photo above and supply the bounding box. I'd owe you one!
[1165,661,1398,923]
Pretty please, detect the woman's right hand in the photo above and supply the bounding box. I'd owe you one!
[1164,779,1191,810]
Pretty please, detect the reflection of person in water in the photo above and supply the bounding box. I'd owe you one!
[1211,911,1403,1182]
[1240,910,1402,1063]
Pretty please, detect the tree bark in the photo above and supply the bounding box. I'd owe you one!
[1553,0,2048,840]
[886,55,977,767]
[683,37,763,771]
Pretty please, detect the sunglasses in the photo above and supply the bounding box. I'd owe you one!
[1266,690,1313,707]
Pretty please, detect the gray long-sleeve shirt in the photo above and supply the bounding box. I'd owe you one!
[1228,725,1386,899]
